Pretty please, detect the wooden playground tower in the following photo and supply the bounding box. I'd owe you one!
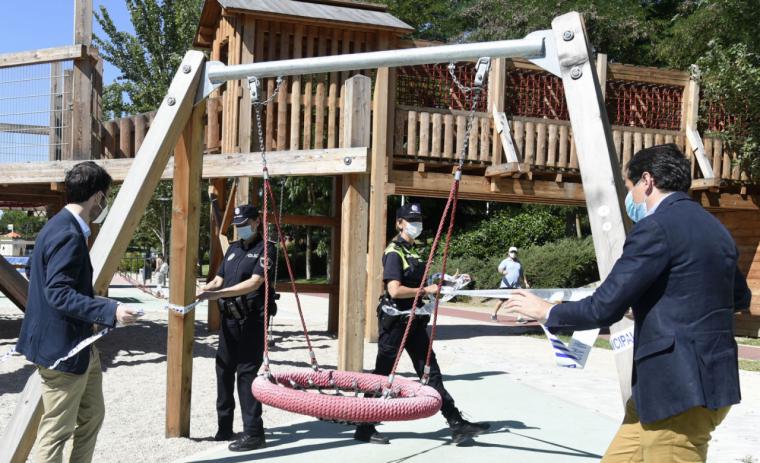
[0,1,759,461]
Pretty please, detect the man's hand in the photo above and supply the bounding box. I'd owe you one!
[196,290,221,301]
[116,306,142,325]
[504,290,553,324]
[424,284,440,295]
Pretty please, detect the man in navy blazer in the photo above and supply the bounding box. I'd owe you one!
[506,144,751,462]
[16,161,139,463]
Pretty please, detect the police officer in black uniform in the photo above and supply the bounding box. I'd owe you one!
[197,204,276,452]
[354,203,490,445]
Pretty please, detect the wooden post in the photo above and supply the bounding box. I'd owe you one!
[207,179,226,332]
[488,57,507,165]
[551,12,635,404]
[337,75,371,371]
[0,256,29,312]
[70,0,93,160]
[365,65,392,341]
[327,176,342,334]
[166,100,205,437]
[682,71,715,180]
[49,62,63,161]
[0,371,43,463]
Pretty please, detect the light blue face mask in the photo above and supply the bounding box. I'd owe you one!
[625,190,647,223]
[237,225,256,241]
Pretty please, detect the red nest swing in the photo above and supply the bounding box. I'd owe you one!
[249,69,480,424]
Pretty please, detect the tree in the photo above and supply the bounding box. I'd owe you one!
[0,211,47,240]
[94,0,204,118]
[94,1,209,265]
[457,0,655,64]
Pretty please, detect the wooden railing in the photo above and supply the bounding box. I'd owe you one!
[392,105,745,182]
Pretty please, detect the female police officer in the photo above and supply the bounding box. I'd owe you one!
[197,204,276,452]
[354,202,489,445]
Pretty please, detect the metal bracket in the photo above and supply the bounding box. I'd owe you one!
[195,60,225,105]
[526,30,561,77]
[473,57,491,87]
[248,76,261,102]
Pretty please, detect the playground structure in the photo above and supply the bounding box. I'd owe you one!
[0,1,759,462]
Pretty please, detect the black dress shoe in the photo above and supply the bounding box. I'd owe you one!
[448,418,491,444]
[228,433,266,452]
[354,424,390,444]
[214,428,233,441]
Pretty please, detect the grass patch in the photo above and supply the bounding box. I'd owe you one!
[525,333,611,350]
[293,277,329,285]
[736,337,760,347]
[739,359,760,372]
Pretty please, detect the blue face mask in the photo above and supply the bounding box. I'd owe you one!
[237,225,256,241]
[625,190,647,223]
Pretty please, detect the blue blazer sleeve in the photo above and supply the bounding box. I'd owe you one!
[734,263,752,312]
[43,232,118,327]
[546,220,670,330]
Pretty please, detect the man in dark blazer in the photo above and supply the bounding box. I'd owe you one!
[16,161,139,463]
[505,144,751,462]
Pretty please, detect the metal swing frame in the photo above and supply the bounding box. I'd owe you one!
[1,11,635,460]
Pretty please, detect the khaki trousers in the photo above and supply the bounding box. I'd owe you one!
[602,399,730,463]
[35,347,105,463]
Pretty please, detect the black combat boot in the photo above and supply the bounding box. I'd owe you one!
[354,424,390,444]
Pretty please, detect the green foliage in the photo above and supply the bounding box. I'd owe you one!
[698,44,760,181]
[520,237,598,288]
[94,0,203,117]
[446,207,565,261]
[0,211,47,240]
[367,0,470,42]
[458,0,656,64]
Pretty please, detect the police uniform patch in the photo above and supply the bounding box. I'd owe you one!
[235,207,240,215]
[246,253,256,259]
[227,253,236,261]
[259,257,272,270]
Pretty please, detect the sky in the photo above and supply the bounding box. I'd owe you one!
[0,0,135,86]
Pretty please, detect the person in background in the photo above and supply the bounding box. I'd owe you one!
[15,161,140,463]
[492,246,530,322]
[504,144,751,462]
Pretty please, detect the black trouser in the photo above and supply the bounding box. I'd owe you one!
[373,311,459,422]
[216,315,265,435]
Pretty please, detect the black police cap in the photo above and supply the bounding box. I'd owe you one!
[396,203,423,221]
[232,204,260,226]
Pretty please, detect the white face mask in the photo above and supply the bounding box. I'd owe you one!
[92,193,109,224]
[404,221,423,239]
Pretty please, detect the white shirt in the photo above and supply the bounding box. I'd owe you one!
[64,206,91,240]
[646,192,674,216]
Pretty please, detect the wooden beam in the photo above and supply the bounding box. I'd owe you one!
[366,64,391,342]
[488,57,507,165]
[484,162,523,178]
[0,255,29,312]
[492,110,520,163]
[89,50,205,294]
[207,179,226,332]
[391,170,587,205]
[595,53,607,99]
[74,0,93,46]
[166,99,205,438]
[0,45,86,69]
[337,76,371,372]
[0,371,43,463]
[0,148,368,185]
[552,12,635,404]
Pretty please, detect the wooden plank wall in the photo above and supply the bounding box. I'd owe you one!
[712,210,760,316]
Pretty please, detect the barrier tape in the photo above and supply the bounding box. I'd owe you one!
[439,286,605,369]
[1,300,200,369]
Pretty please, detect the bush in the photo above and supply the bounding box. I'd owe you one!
[433,236,598,290]
[521,237,599,288]
[447,208,565,261]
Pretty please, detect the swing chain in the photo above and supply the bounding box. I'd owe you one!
[456,57,491,170]
[249,76,285,170]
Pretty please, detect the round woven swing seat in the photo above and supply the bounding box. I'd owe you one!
[252,368,442,423]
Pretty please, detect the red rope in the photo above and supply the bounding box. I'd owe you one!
[261,173,319,371]
[386,172,460,388]
[424,180,459,374]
